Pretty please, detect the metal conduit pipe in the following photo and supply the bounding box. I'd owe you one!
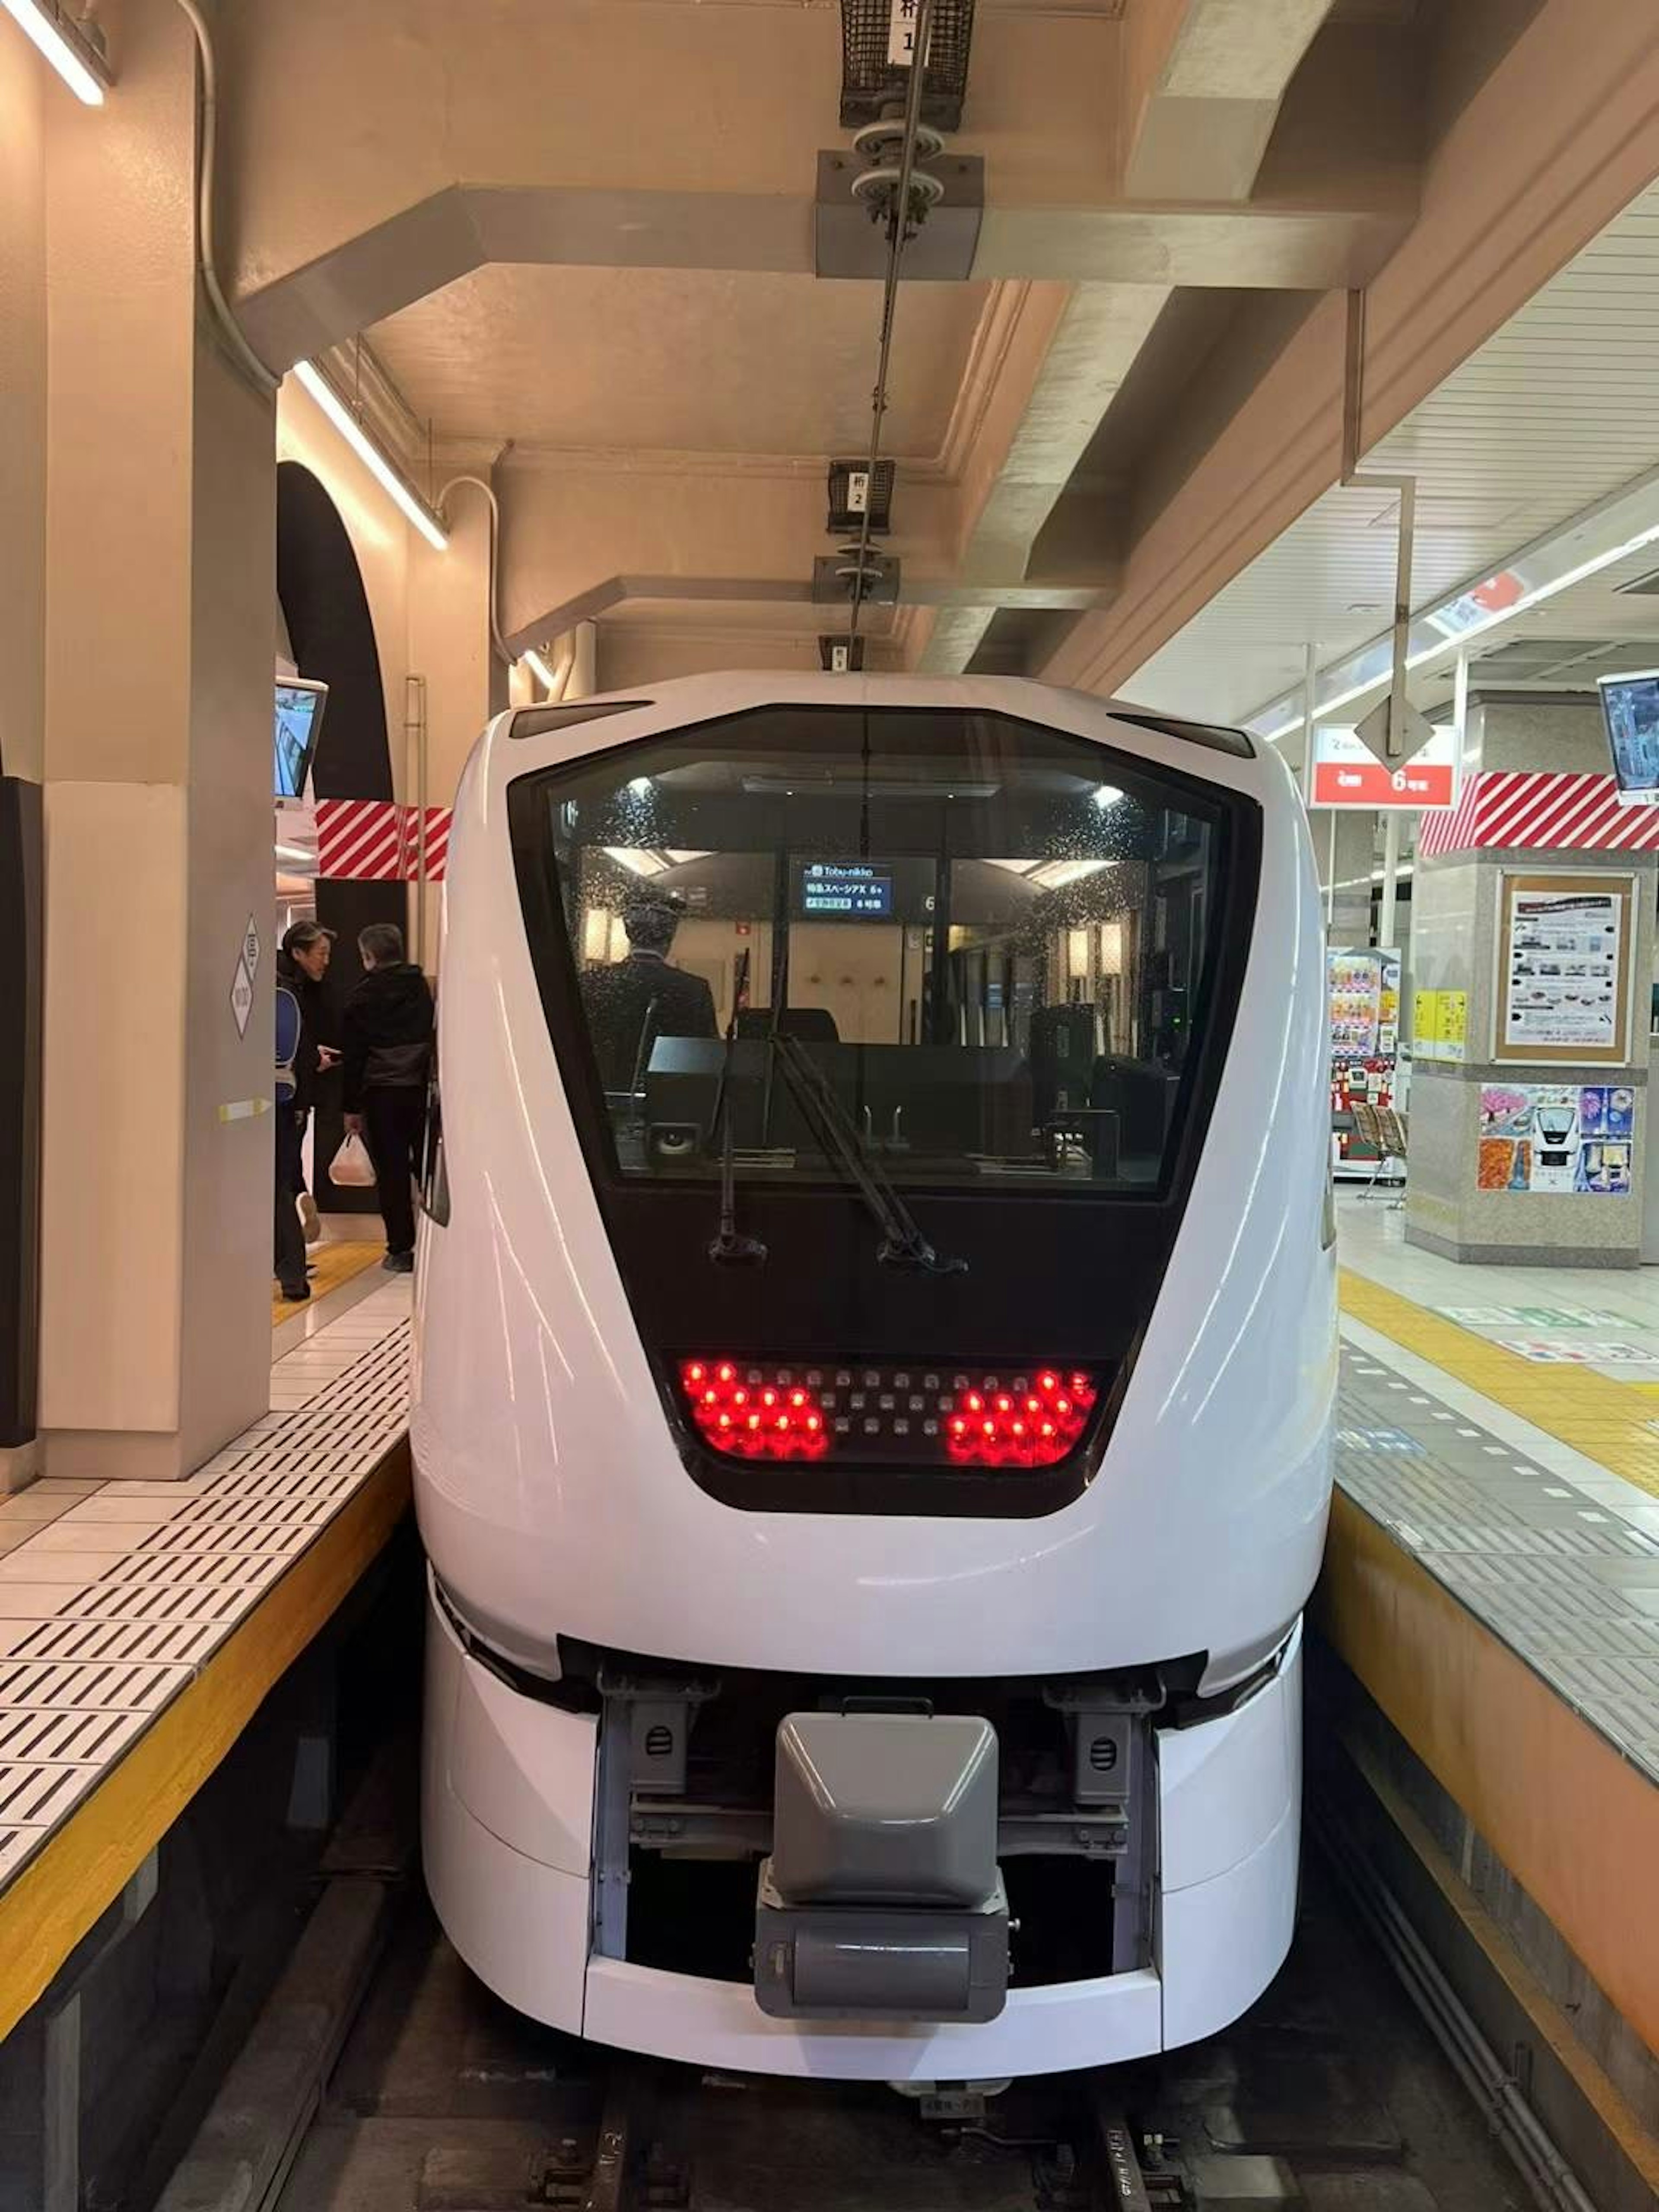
[170,0,280,398]
[437,476,512,668]
[569,620,597,700]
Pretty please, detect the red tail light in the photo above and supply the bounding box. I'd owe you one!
[676,1360,1098,1468]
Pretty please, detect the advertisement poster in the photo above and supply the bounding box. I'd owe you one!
[1495,875,1633,1065]
[1476,1083,1633,1195]
[1415,989,1468,1064]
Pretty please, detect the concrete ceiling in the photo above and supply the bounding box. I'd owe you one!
[242,0,1651,694]
[367,268,993,460]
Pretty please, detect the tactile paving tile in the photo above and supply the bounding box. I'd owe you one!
[0,1305,412,1908]
[0,1706,150,1766]
[0,1659,189,1712]
[0,1762,100,1829]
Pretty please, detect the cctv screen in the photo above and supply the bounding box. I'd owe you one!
[275,682,326,800]
[1600,671,1659,802]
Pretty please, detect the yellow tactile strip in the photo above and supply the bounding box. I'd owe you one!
[273,1240,383,1325]
[1338,1269,1659,1503]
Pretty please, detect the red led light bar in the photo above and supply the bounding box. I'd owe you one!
[675,1361,1098,1468]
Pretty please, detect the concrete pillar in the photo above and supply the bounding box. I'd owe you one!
[0,39,47,1491]
[1405,696,1654,1268]
[1316,809,1375,947]
[35,0,278,1477]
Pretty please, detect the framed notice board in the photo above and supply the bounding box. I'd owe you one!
[1492,871,1637,1068]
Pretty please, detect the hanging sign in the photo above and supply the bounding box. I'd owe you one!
[1309,722,1456,809]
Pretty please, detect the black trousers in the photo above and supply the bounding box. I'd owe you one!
[273,1103,308,1292]
[363,1086,427,1256]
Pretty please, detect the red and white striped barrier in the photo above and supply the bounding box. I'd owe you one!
[1418,771,1659,858]
[315,799,453,881]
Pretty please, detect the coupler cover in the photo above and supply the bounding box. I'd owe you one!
[754,1712,1009,2021]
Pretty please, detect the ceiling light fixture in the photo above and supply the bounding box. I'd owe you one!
[521,648,558,691]
[1255,514,1659,746]
[1,0,108,104]
[290,361,448,551]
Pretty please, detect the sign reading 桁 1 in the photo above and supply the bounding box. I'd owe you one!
[887,0,927,65]
[1309,721,1457,810]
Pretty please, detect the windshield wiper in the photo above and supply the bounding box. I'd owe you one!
[707,954,767,1267]
[767,1029,966,1276]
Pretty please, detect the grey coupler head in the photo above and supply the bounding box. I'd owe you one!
[771,1710,999,1908]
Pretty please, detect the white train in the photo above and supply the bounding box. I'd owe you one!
[413,673,1335,2079]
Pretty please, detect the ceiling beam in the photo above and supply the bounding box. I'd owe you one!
[1121,0,1338,202]
[236,186,1408,373]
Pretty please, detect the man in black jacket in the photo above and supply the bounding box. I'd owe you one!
[342,923,435,1273]
[274,922,337,1300]
[579,890,717,1093]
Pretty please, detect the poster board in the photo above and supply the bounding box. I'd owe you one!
[1476,1082,1634,1196]
[1491,872,1636,1068]
[1413,988,1468,1065]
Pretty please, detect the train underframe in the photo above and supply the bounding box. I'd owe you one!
[423,1572,1303,2079]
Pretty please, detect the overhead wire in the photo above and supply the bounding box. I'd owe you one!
[847,0,937,645]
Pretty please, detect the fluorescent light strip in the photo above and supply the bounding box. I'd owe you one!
[521,648,558,691]
[291,361,448,550]
[1256,516,1659,746]
[1,0,105,102]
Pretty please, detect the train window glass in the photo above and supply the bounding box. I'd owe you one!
[517,705,1238,1197]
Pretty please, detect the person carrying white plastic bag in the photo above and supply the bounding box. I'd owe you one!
[327,1130,377,1188]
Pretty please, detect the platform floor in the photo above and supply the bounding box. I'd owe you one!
[1335,1196,1659,1781]
[0,1276,411,1892]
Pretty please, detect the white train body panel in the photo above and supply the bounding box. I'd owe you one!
[413,671,1335,2073]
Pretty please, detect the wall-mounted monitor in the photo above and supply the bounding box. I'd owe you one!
[1598,668,1659,807]
[275,677,328,800]
[797,861,894,919]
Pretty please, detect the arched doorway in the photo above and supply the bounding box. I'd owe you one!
[276,460,404,1214]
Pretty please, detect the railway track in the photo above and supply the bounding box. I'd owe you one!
[153,1754,1538,2212]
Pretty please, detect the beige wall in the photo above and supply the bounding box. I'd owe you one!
[0,39,46,786]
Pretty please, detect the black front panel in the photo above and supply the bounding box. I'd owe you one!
[509,703,1260,1515]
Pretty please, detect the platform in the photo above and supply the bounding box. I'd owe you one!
[0,1278,412,2039]
[1319,1199,1659,2202]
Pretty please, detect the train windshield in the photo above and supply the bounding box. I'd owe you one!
[518,704,1235,1196]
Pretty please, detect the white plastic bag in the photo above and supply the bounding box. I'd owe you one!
[327,1132,376,1189]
